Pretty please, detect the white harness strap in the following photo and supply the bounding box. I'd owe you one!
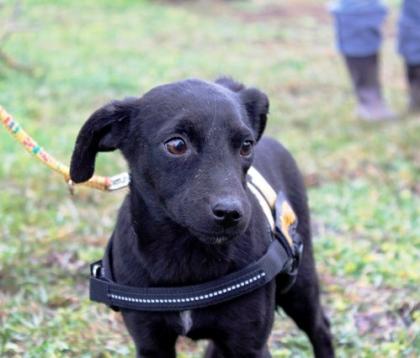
[247,167,277,208]
[247,166,277,230]
[247,181,275,230]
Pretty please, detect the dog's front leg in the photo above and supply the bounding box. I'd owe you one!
[122,311,177,358]
[204,341,271,358]
[135,343,176,358]
[133,330,177,358]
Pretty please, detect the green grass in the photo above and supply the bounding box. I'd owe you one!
[1,0,419,356]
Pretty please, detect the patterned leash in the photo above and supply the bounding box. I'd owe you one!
[0,105,130,192]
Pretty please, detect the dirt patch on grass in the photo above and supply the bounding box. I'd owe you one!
[236,3,330,24]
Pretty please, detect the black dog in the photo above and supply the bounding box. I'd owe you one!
[70,78,334,357]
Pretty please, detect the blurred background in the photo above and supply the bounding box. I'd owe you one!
[0,0,419,356]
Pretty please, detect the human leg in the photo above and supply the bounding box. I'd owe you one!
[331,0,396,120]
[398,0,420,111]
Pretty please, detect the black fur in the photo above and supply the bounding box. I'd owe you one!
[70,78,334,357]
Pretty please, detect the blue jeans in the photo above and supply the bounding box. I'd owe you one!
[331,0,420,64]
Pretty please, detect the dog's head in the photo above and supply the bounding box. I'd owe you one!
[70,78,269,245]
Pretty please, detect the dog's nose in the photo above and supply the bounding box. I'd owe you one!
[211,198,243,226]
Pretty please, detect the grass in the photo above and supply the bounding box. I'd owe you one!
[0,0,419,356]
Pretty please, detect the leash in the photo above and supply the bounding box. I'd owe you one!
[0,105,130,192]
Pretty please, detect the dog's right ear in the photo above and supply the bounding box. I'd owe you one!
[70,98,137,183]
[216,77,269,141]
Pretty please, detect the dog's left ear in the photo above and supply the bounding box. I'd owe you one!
[70,97,137,183]
[216,77,269,141]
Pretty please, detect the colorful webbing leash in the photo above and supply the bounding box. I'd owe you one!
[0,105,129,192]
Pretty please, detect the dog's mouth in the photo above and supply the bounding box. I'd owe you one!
[200,235,230,245]
[188,228,235,245]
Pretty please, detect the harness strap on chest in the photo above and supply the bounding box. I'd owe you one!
[90,237,292,312]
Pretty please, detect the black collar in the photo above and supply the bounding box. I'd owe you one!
[89,190,302,312]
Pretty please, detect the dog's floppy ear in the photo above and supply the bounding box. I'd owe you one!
[70,98,136,183]
[216,77,269,141]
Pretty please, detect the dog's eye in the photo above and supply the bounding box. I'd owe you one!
[165,138,187,156]
[240,140,254,157]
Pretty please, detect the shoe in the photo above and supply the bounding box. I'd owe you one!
[406,63,420,112]
[344,54,396,121]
